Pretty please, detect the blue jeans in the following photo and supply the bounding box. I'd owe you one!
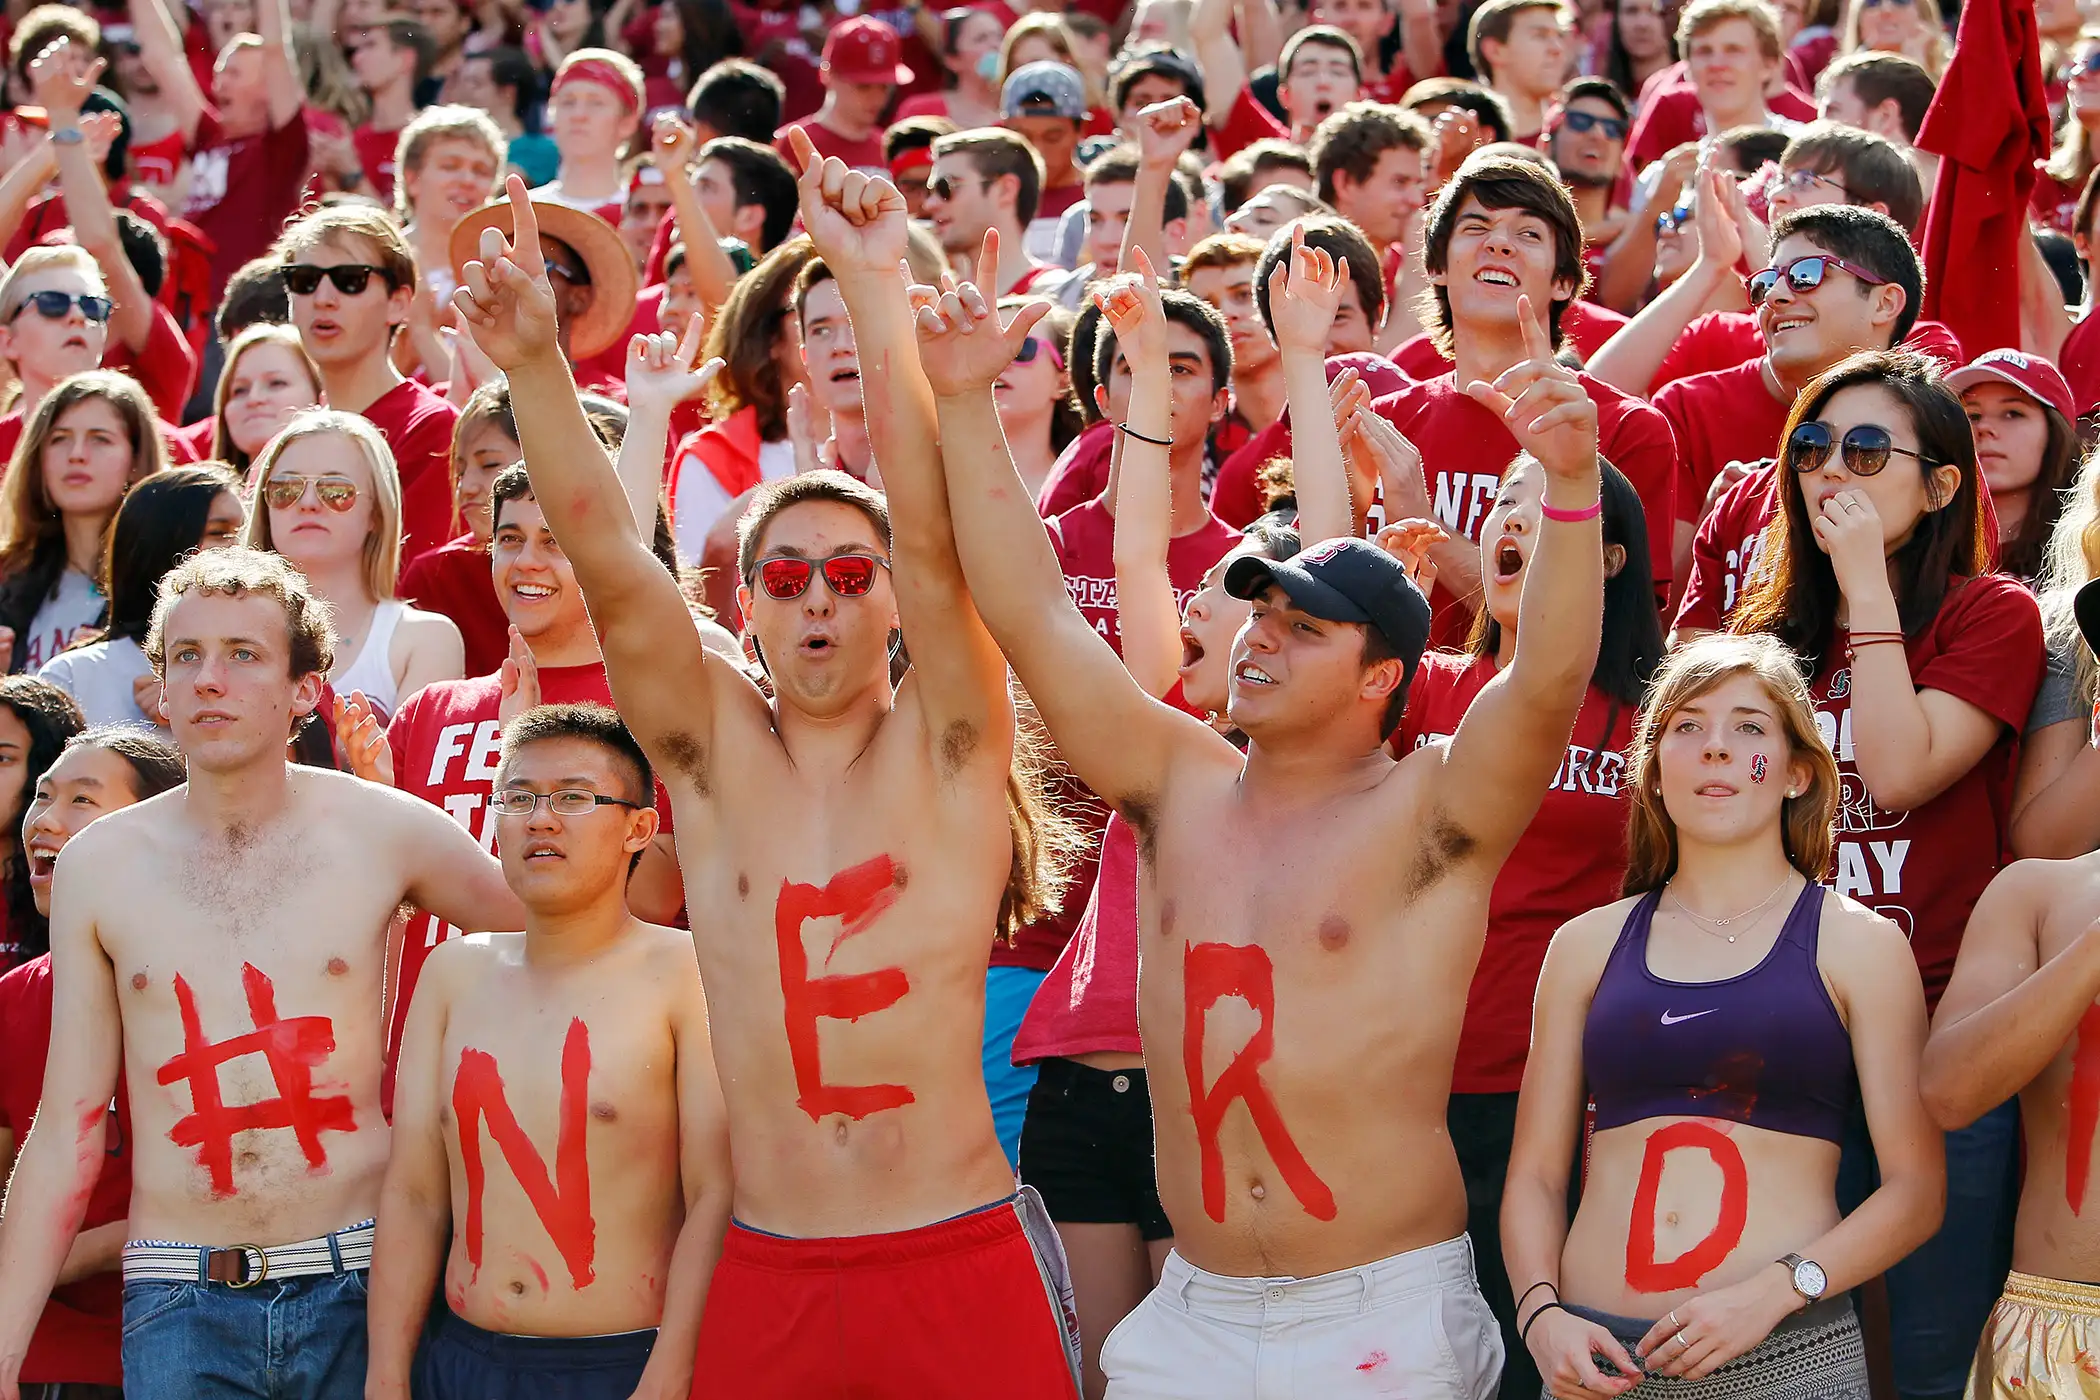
[983,965,1048,1171]
[1838,1096,2019,1400]
[121,1269,369,1400]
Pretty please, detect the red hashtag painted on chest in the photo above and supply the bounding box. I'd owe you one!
[154,964,356,1199]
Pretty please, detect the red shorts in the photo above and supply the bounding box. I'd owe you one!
[691,1186,1081,1399]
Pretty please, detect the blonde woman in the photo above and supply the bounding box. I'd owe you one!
[1503,633,1942,1399]
[2037,29,2100,234]
[0,371,167,674]
[1840,0,1950,79]
[210,323,325,478]
[2012,441,2100,859]
[243,410,462,717]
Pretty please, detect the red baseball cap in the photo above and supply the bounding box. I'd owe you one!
[822,15,914,86]
[1945,348,2077,423]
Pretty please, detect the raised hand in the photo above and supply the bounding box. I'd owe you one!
[1134,96,1201,169]
[1463,294,1598,483]
[785,124,909,282]
[1376,517,1449,595]
[625,313,724,416]
[910,228,1052,398]
[1690,166,1742,272]
[652,111,698,171]
[1344,403,1433,521]
[452,174,562,371]
[1267,222,1350,356]
[1090,245,1167,369]
[334,691,395,786]
[28,38,103,121]
[497,625,542,730]
[784,381,827,475]
[132,670,165,727]
[1811,484,1889,597]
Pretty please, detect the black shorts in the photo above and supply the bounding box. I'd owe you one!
[413,1306,657,1400]
[1018,1057,1172,1241]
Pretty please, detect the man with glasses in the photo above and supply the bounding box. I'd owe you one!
[923,129,1056,295]
[0,246,113,463]
[367,702,732,1400]
[1546,77,1632,267]
[276,204,461,565]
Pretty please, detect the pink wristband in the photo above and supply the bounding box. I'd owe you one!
[1540,498,1602,523]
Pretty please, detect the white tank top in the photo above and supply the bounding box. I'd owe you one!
[331,599,408,717]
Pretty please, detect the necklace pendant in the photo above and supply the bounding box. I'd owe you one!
[1728,934,1737,943]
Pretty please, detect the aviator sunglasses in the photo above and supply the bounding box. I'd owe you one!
[1785,421,1940,477]
[750,553,891,601]
[1745,254,1889,307]
[263,473,362,511]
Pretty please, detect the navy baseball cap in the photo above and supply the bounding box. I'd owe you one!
[1224,537,1433,684]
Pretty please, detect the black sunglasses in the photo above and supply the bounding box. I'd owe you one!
[1561,109,1627,141]
[282,263,396,297]
[927,174,990,202]
[1785,421,1939,478]
[11,290,113,324]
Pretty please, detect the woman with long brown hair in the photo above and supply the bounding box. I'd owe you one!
[209,323,324,478]
[1504,632,1942,1399]
[1729,347,2045,1400]
[0,371,167,675]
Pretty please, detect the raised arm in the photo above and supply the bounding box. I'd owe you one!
[1396,0,1444,94]
[1268,225,1355,543]
[1586,168,1742,396]
[34,47,152,356]
[255,0,303,130]
[651,116,742,313]
[1922,862,2100,1128]
[128,0,205,140]
[0,130,56,261]
[919,265,1225,810]
[791,128,1012,763]
[1118,99,1200,300]
[619,319,718,536]
[1103,255,1183,698]
[1424,296,1602,859]
[0,832,124,1396]
[1191,0,1249,132]
[454,176,729,760]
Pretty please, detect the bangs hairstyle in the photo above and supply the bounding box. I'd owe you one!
[1467,456,1664,708]
[1729,350,1990,674]
[1765,203,1922,344]
[1780,121,1924,235]
[451,379,518,528]
[392,104,506,222]
[1309,101,1432,206]
[100,463,245,644]
[1677,0,1783,61]
[1255,216,1385,336]
[497,701,654,807]
[0,676,83,958]
[1622,631,1839,893]
[932,128,1048,226]
[1280,24,1364,83]
[491,462,680,575]
[147,545,337,685]
[1420,153,1588,357]
[211,323,323,475]
[273,204,417,298]
[1093,286,1232,393]
[705,236,814,441]
[62,724,187,799]
[735,469,894,581]
[242,410,407,603]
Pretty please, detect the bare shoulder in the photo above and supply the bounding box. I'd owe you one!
[1814,888,1923,982]
[633,921,703,977]
[400,606,462,642]
[422,930,511,993]
[306,765,449,826]
[1549,894,1642,965]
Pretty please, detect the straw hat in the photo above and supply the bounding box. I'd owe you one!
[448,196,639,361]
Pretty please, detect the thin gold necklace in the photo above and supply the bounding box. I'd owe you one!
[1666,872,1795,944]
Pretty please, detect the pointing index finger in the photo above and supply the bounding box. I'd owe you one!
[1516,293,1551,365]
[506,174,539,269]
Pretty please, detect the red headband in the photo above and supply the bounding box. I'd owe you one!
[553,57,641,118]
[889,146,935,179]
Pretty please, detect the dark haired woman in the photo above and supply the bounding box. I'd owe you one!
[1730,348,2045,1400]
[895,7,1006,130]
[1504,632,1942,1398]
[1395,451,1665,1400]
[1948,350,2083,584]
[38,464,244,728]
[0,726,185,1397]
[0,677,83,968]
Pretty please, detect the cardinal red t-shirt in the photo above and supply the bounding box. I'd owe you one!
[359,377,461,568]
[1655,359,1793,524]
[775,119,884,173]
[1801,575,2042,1007]
[1210,86,1289,163]
[1625,85,1816,172]
[0,954,128,1386]
[398,535,507,679]
[2059,309,2100,418]
[1396,656,1635,1093]
[1036,421,1116,520]
[102,300,201,423]
[352,123,404,203]
[1045,496,1242,654]
[181,107,314,297]
[1671,463,1781,633]
[1387,300,1630,379]
[1650,314,1967,395]
[381,662,674,1111]
[1370,371,1678,647]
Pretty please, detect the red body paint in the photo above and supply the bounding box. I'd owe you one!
[1182,941,1336,1223]
[1356,1351,1389,1373]
[155,963,355,1198]
[1625,1120,1750,1293]
[1749,755,1767,784]
[453,1017,597,1288]
[2065,1004,2100,1214]
[775,856,913,1122]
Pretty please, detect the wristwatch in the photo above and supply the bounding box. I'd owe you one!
[1777,1253,1828,1303]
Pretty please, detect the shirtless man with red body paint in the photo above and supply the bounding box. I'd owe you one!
[452,157,1083,1398]
[366,704,731,1400]
[926,241,1599,1389]
[0,548,523,1400]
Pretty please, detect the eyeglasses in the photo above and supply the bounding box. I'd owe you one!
[1560,109,1627,141]
[11,291,113,324]
[1858,0,1914,8]
[1774,166,1849,199]
[492,787,644,817]
[750,553,890,601]
[283,263,396,297]
[1656,201,1693,236]
[927,174,991,202]
[1745,253,1889,307]
[1785,420,1939,477]
[1013,335,1064,368]
[262,474,361,511]
[2064,52,2100,82]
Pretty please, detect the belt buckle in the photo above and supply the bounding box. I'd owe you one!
[219,1244,269,1289]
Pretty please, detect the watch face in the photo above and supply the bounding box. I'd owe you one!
[1795,1260,1828,1298]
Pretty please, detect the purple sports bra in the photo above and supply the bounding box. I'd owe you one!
[1582,879,1856,1144]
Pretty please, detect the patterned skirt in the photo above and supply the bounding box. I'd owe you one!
[1542,1297,1870,1399]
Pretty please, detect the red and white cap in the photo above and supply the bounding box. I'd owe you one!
[1945,348,2077,423]
[822,15,913,86]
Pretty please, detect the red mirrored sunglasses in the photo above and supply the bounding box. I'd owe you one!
[752,553,890,601]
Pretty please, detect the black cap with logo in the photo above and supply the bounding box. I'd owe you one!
[1223,537,1433,687]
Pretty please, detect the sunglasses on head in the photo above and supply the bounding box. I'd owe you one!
[1745,253,1889,307]
[1560,109,1627,141]
[263,473,361,511]
[1013,335,1064,368]
[11,290,112,324]
[282,263,395,297]
[1785,421,1939,477]
[751,553,890,601]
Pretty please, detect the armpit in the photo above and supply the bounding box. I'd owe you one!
[1402,807,1478,899]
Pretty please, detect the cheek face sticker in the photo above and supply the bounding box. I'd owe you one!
[1750,754,1767,785]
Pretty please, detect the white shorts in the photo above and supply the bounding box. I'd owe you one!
[1100,1232,1503,1400]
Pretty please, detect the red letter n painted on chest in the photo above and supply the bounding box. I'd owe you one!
[775,855,914,1122]
[452,1018,596,1288]
[1182,941,1336,1223]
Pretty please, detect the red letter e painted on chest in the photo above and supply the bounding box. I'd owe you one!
[1183,941,1336,1223]
[776,855,914,1122]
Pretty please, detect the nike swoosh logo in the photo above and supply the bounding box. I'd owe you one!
[1660,1009,1717,1026]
